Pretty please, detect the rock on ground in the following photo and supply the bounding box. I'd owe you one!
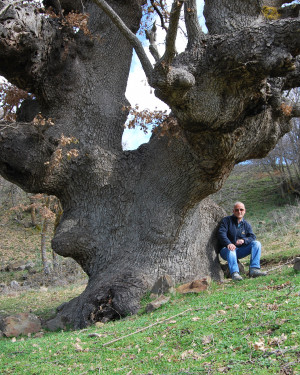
[0,313,42,337]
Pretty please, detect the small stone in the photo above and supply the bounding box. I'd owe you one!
[149,293,158,300]
[177,277,211,294]
[146,295,170,313]
[150,275,175,295]
[10,280,20,289]
[25,262,35,271]
[11,262,26,271]
[95,322,105,328]
[45,315,66,331]
[293,257,300,271]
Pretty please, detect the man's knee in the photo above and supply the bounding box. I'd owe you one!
[252,240,261,249]
[227,249,237,259]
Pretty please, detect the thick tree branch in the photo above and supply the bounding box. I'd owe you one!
[204,0,262,35]
[0,122,56,193]
[184,0,205,49]
[207,18,300,79]
[92,0,154,83]
[163,0,185,64]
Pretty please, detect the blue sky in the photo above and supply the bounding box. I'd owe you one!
[123,0,205,150]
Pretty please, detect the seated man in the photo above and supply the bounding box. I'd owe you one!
[218,201,267,281]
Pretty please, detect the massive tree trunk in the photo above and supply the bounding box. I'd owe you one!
[0,0,299,328]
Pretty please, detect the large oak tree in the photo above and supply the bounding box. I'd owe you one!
[0,0,299,328]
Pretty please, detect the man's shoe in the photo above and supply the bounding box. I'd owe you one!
[249,268,267,278]
[231,272,243,281]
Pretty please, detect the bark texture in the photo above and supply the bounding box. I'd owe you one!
[0,0,299,328]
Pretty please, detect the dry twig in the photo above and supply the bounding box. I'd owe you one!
[102,308,192,347]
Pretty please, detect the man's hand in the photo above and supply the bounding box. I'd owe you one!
[227,243,236,251]
[236,239,245,246]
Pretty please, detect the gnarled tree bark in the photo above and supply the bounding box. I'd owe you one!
[0,0,299,328]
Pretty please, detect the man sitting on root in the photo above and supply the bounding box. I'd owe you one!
[218,201,267,281]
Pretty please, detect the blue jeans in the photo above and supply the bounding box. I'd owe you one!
[219,241,261,275]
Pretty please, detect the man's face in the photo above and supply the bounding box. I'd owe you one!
[233,203,246,221]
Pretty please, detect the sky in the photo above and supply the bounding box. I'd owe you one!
[123,0,205,150]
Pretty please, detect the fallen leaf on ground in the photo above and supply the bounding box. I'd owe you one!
[73,342,83,352]
[202,334,213,345]
[253,338,265,352]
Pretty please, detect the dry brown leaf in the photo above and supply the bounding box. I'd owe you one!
[218,367,228,373]
[73,342,83,352]
[202,334,213,345]
[268,334,287,346]
[180,349,201,360]
[253,338,265,351]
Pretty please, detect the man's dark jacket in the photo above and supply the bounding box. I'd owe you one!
[218,215,256,252]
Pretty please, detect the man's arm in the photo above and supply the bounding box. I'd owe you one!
[218,217,234,249]
[243,222,256,245]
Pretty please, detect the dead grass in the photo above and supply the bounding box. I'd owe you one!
[0,283,87,321]
[0,208,53,266]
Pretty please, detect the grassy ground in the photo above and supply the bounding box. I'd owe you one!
[0,268,299,374]
[0,166,299,374]
[0,181,53,266]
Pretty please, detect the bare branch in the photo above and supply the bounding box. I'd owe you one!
[184,0,205,49]
[150,0,168,32]
[163,0,185,64]
[145,22,161,62]
[92,0,153,83]
[102,308,192,347]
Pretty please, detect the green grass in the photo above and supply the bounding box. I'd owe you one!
[0,284,87,321]
[1,165,300,374]
[0,269,299,374]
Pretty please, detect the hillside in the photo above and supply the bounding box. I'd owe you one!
[0,163,299,283]
[0,164,299,374]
